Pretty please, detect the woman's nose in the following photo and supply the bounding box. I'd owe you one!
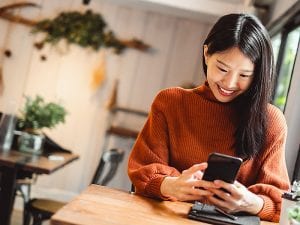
[223,72,238,89]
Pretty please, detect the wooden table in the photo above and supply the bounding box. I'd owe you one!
[51,185,277,225]
[0,149,79,225]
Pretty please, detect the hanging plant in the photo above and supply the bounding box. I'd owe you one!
[32,10,149,54]
[0,2,151,54]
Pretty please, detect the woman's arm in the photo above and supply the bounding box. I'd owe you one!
[128,91,180,198]
[205,105,290,222]
[128,89,217,200]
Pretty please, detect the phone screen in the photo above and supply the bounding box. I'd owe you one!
[202,153,242,183]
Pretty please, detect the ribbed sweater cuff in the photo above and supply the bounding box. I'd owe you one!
[257,195,279,222]
[145,176,166,199]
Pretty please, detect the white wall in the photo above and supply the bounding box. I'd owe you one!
[0,0,210,204]
[270,0,298,22]
[105,0,256,24]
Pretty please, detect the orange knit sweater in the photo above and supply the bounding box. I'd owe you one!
[128,83,290,222]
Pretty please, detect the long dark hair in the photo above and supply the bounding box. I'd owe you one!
[202,14,275,159]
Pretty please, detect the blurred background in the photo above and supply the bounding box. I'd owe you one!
[0,0,299,215]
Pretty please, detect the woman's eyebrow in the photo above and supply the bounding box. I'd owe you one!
[216,59,253,73]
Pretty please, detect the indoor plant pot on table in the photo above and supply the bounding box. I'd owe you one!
[16,95,67,155]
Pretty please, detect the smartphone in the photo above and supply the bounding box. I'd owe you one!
[202,152,242,183]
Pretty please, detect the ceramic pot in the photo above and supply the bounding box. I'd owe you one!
[18,131,44,155]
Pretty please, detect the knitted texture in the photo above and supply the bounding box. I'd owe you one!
[128,83,290,222]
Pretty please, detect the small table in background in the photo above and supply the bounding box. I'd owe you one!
[0,149,79,225]
[50,185,278,225]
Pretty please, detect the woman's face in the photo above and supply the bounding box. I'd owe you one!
[204,46,254,103]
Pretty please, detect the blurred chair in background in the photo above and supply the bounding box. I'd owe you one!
[23,148,124,225]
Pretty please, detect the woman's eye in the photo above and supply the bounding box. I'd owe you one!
[240,74,251,78]
[218,67,227,73]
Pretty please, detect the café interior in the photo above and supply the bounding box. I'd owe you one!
[1,0,300,224]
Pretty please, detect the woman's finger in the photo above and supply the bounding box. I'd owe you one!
[182,163,208,175]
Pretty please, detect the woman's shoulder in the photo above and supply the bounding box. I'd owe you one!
[157,86,192,95]
[151,87,193,111]
[154,87,193,102]
[267,104,286,121]
[266,103,287,133]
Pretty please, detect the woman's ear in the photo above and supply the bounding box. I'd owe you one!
[203,45,209,65]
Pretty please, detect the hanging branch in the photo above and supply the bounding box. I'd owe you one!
[0,2,151,53]
[0,2,39,27]
[32,10,150,53]
[0,2,38,12]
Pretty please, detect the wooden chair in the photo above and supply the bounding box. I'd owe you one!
[14,172,37,225]
[23,148,125,225]
[11,132,72,221]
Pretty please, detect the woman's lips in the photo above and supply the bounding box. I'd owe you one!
[218,85,235,96]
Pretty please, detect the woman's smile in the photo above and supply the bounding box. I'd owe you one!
[204,46,254,103]
[217,85,236,96]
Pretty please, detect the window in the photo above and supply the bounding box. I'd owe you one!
[271,33,282,64]
[272,26,300,111]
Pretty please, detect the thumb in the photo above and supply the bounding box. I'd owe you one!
[183,163,208,175]
[234,181,245,189]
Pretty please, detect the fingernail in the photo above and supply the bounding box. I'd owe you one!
[214,180,221,186]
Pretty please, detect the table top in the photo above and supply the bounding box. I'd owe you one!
[50,185,278,225]
[0,150,79,174]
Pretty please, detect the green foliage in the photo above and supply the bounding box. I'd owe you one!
[32,10,127,54]
[289,205,300,222]
[17,95,67,134]
[289,181,300,222]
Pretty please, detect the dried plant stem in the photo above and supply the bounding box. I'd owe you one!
[0,2,39,26]
[0,2,150,52]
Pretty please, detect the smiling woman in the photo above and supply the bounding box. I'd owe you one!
[204,46,254,103]
[128,13,290,223]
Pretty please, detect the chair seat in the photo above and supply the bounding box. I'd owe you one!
[28,198,65,214]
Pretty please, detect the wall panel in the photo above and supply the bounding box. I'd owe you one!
[128,12,177,111]
[162,20,209,88]
[0,0,213,202]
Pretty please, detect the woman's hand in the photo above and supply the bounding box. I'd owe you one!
[206,180,264,214]
[160,163,216,201]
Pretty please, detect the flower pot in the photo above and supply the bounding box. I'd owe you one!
[18,131,44,155]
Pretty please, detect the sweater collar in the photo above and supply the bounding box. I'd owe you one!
[194,82,240,107]
[193,81,220,103]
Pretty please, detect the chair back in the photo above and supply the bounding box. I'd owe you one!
[91,148,125,185]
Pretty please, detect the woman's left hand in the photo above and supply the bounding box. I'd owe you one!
[206,180,264,215]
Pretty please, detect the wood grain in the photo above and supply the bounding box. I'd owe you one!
[0,150,79,174]
[51,185,278,225]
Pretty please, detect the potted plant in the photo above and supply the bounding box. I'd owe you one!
[285,181,300,225]
[16,95,67,154]
[288,204,300,225]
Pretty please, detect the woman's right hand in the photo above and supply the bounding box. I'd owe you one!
[160,163,216,201]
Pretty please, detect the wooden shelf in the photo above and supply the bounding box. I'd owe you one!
[107,125,140,139]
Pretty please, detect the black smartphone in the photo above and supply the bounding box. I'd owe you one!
[202,152,242,183]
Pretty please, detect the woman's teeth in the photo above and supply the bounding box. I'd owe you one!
[219,86,234,95]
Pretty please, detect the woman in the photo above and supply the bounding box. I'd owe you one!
[128,13,289,222]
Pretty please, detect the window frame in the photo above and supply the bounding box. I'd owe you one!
[268,5,300,112]
[267,1,300,180]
